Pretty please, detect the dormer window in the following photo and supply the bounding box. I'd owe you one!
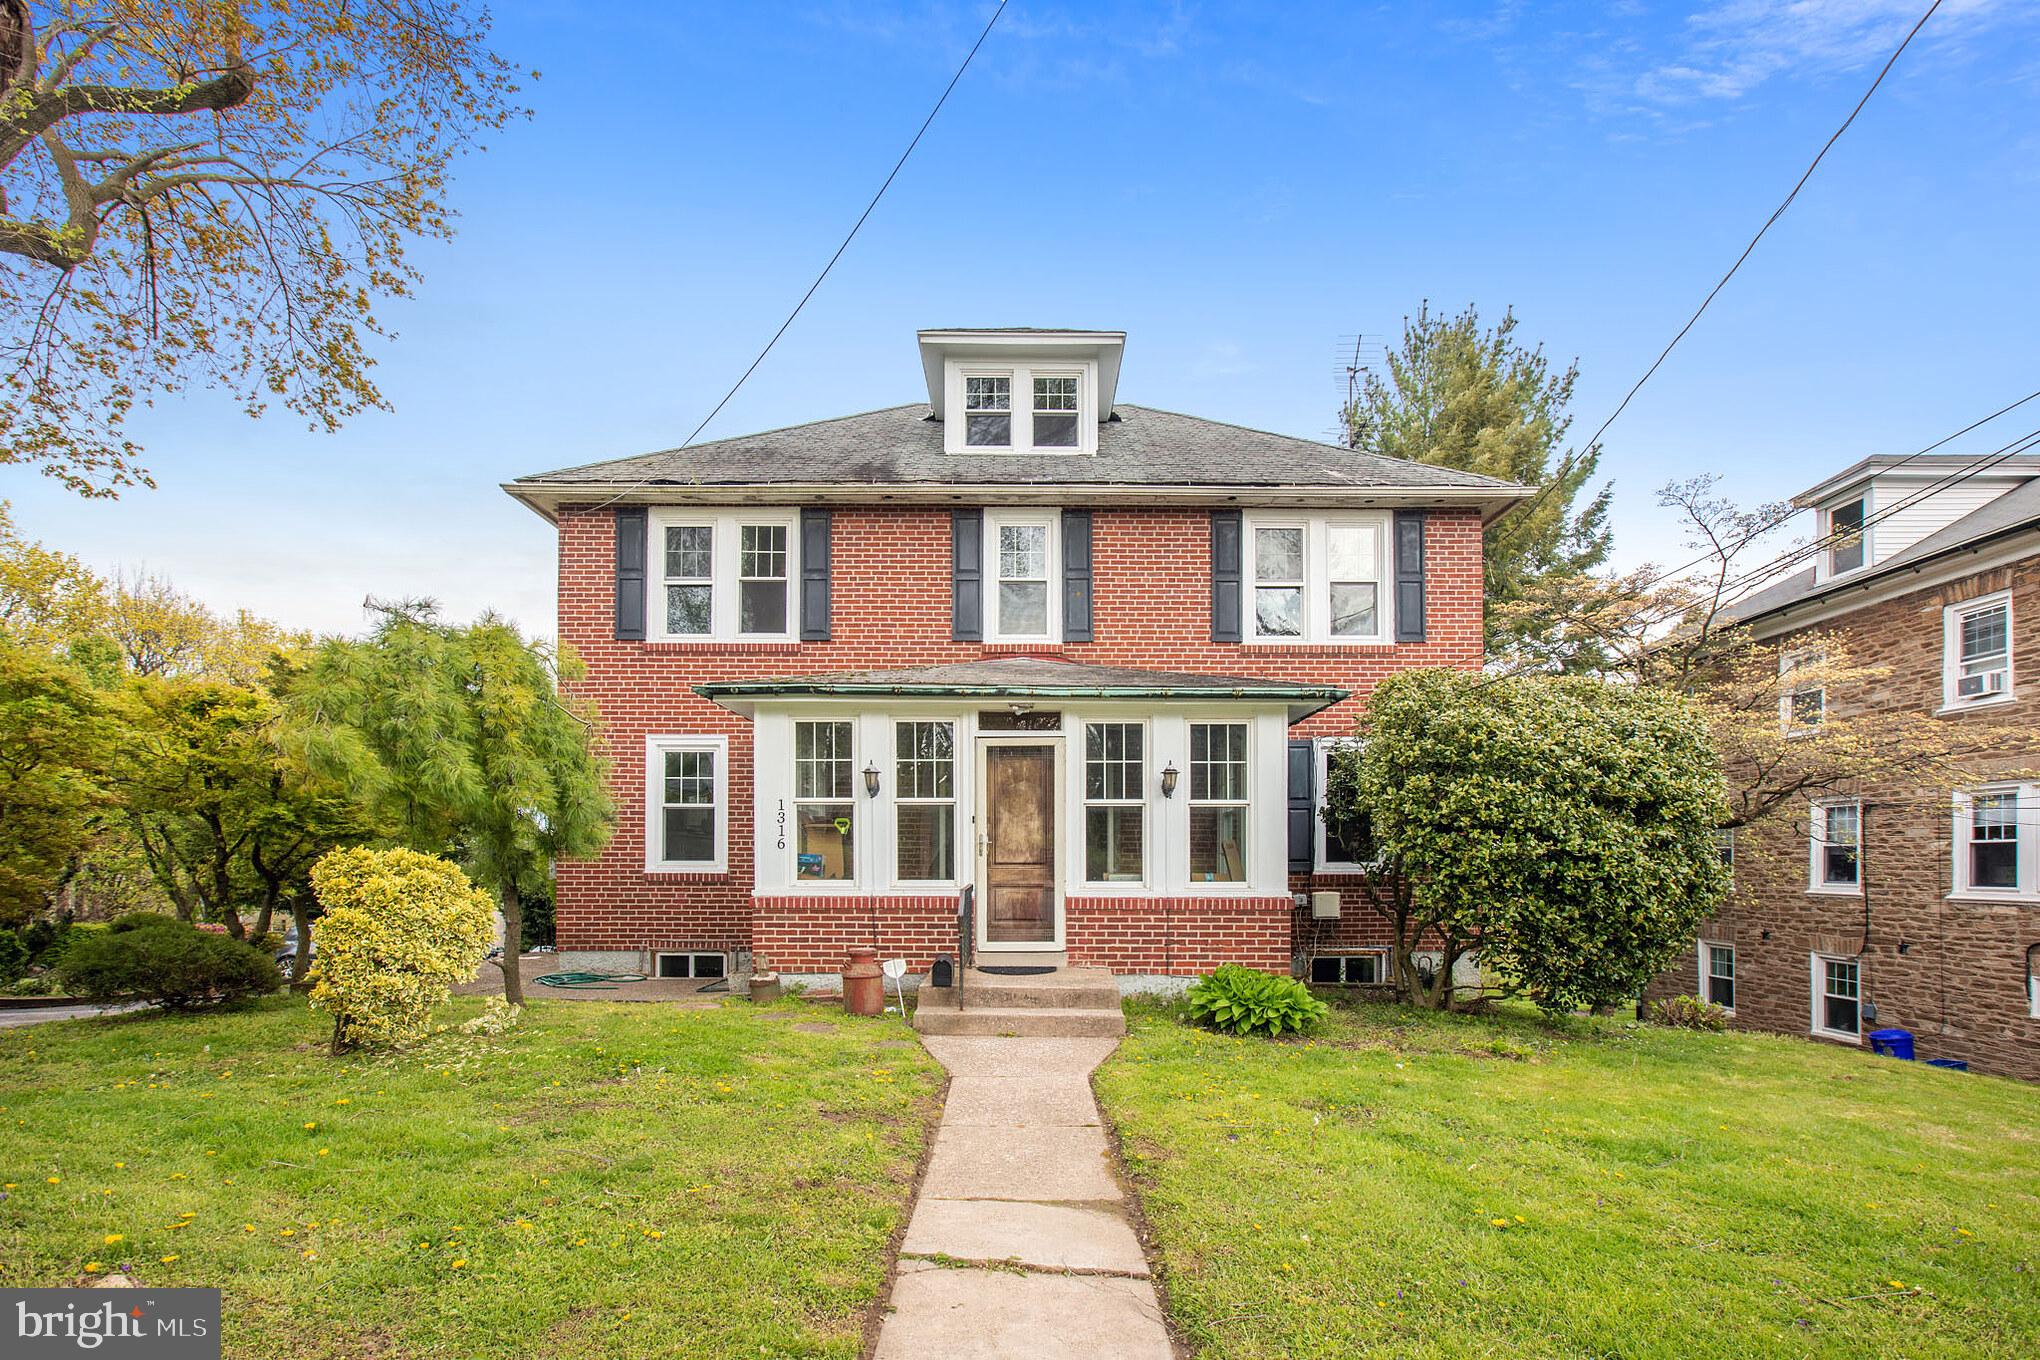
[1828,498,1866,575]
[964,375,1012,447]
[1033,376,1079,448]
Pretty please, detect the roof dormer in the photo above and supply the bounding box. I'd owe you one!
[918,328,1125,456]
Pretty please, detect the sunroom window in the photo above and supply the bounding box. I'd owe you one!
[894,721,956,883]
[1084,722,1146,884]
[794,721,855,882]
[1189,722,1249,883]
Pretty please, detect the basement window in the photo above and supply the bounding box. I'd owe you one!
[654,951,727,980]
[1309,952,1386,985]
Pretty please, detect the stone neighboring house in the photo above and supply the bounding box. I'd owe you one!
[1651,453,2040,1080]
[504,327,1527,989]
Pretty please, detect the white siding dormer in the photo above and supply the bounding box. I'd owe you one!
[941,360,1099,455]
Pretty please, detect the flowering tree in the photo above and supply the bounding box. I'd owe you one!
[0,1,525,493]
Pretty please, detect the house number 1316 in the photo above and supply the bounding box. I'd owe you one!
[775,800,787,852]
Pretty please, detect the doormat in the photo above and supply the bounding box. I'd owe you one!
[978,965,1056,976]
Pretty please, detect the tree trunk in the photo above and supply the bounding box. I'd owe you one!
[252,895,274,941]
[498,883,524,1007]
[289,898,313,987]
[328,1013,348,1057]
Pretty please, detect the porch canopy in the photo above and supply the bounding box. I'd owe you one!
[695,656,1346,722]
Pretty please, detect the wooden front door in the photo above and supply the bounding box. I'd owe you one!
[983,745,1057,944]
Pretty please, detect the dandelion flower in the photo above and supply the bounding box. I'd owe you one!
[1490,1218,1509,1228]
[46,1177,60,1184]
[83,1262,101,1273]
[317,1150,330,1158]
[160,1255,179,1264]
[450,1259,467,1269]
[279,1229,296,1238]
[104,1234,124,1245]
[303,1122,317,1131]
[243,1224,255,1233]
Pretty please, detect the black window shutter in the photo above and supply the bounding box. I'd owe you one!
[1287,738,1316,873]
[1061,509,1093,643]
[1394,510,1427,643]
[952,509,983,641]
[799,508,832,641]
[1210,509,1243,642]
[614,506,647,641]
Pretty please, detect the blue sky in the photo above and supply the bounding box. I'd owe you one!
[6,0,2038,637]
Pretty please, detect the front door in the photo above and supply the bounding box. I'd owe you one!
[983,744,1057,944]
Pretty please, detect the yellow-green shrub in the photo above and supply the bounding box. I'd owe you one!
[308,847,496,1050]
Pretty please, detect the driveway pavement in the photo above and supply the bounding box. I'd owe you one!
[0,1003,145,1029]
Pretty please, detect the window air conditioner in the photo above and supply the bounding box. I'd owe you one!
[1958,670,2006,699]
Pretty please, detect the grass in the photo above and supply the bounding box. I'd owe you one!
[0,993,942,1359]
[1094,995,2040,1359]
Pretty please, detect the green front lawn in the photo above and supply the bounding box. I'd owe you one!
[1095,997,2040,1358]
[0,995,942,1359]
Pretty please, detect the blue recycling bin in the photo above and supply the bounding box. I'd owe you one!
[1869,1028,1915,1060]
[1925,1057,1969,1072]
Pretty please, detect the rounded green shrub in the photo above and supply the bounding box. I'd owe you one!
[55,913,281,1009]
[1186,964,1329,1037]
[1649,994,1730,1032]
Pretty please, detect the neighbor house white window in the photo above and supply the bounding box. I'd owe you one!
[1809,799,1861,893]
[1188,722,1250,883]
[1245,514,1391,644]
[1083,721,1147,885]
[986,510,1059,642]
[1943,592,2012,709]
[651,509,800,642]
[964,373,1012,447]
[1715,828,1736,887]
[1952,784,2037,900]
[1780,649,1825,734]
[1811,953,1861,1040]
[1315,737,1374,873]
[1826,497,1867,576]
[793,720,856,883]
[1701,941,1735,1010]
[644,735,728,873]
[894,721,957,884]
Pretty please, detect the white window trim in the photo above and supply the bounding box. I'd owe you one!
[1242,512,1393,646]
[1949,782,2038,902]
[1078,719,1151,891]
[1779,648,1826,736]
[791,717,861,889]
[1822,494,1871,580]
[984,508,1062,644]
[1310,950,1389,985]
[1940,590,2014,712]
[644,734,728,874]
[647,508,800,643]
[892,719,960,889]
[1314,737,1373,875]
[1715,828,1736,889]
[1809,951,1863,1042]
[1187,720,1253,887]
[1807,798,1862,896]
[1698,939,1736,1012]
[944,361,1098,455]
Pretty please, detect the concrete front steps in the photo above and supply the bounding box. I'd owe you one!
[913,966,1126,1038]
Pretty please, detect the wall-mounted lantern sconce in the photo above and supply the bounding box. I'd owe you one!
[863,763,881,798]
[1160,762,1179,799]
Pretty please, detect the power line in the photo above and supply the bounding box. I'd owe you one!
[594,0,1009,512]
[1498,0,1945,534]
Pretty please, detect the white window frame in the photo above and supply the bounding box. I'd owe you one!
[1779,648,1825,736]
[1314,737,1373,874]
[962,371,1014,449]
[892,719,959,888]
[1809,952,1863,1042]
[791,718,859,887]
[1080,720,1150,889]
[1031,373,1082,450]
[1309,951,1388,986]
[944,362,1097,454]
[1715,828,1736,888]
[1941,590,2013,711]
[1808,799,1862,895]
[648,508,801,643]
[1950,783,2037,901]
[1699,939,1735,1011]
[984,508,1062,643]
[1825,496,1869,577]
[643,734,728,873]
[1187,720,1252,885]
[1242,513,1393,645]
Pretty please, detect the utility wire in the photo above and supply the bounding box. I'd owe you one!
[594,0,1009,511]
[1496,0,1945,535]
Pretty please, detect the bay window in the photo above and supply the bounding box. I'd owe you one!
[1245,514,1390,643]
[1189,722,1249,883]
[895,721,956,883]
[1084,722,1146,884]
[794,721,855,882]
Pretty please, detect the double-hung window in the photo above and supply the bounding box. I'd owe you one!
[1952,784,2035,899]
[1810,800,1861,892]
[644,736,726,872]
[794,721,855,882]
[964,375,1012,447]
[1780,649,1825,734]
[989,513,1057,641]
[1715,828,1736,887]
[1033,375,1080,448]
[1944,592,2012,708]
[1827,498,1866,575]
[1246,515,1390,643]
[895,721,956,883]
[652,510,799,642]
[1812,954,1861,1039]
[1315,738,1374,872]
[1083,722,1146,884]
[1189,722,1249,883]
[1702,942,1735,1010]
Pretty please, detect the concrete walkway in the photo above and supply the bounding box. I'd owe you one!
[874,1036,1173,1359]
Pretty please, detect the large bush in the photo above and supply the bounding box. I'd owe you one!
[1186,965,1329,1038]
[55,913,280,1009]
[308,847,496,1051]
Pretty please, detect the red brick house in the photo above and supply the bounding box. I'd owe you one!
[1651,453,2040,1080]
[505,328,1525,989]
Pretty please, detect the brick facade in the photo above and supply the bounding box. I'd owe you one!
[1648,555,2040,1081]
[556,502,1486,977]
